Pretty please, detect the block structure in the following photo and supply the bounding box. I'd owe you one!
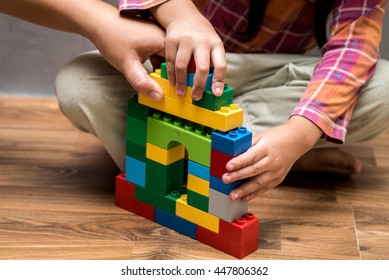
[115,62,260,259]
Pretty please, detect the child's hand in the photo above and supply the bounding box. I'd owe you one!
[151,0,226,101]
[222,116,323,201]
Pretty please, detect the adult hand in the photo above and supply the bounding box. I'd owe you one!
[88,13,166,101]
[151,0,226,101]
[222,116,323,201]
[0,0,167,101]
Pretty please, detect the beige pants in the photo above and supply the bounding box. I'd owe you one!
[55,51,389,171]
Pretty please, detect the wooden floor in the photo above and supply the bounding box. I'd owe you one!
[1,95,388,260]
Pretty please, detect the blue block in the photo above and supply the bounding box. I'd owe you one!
[155,208,197,239]
[187,72,213,91]
[188,160,210,181]
[211,127,252,156]
[125,156,146,187]
[210,175,247,196]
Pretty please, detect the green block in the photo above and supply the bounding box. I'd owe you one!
[127,95,153,121]
[192,84,234,111]
[135,185,181,214]
[145,173,184,196]
[187,189,209,212]
[126,141,146,162]
[147,113,212,167]
[161,62,168,79]
[126,115,147,146]
[146,158,185,180]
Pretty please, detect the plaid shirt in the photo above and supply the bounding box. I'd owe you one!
[119,0,387,143]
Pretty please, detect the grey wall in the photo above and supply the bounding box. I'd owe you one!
[1,4,389,96]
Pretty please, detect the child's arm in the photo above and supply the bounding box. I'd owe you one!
[0,0,166,101]
[150,0,226,101]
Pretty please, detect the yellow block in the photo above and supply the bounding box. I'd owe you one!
[187,174,209,197]
[146,143,185,165]
[176,195,219,233]
[139,71,243,132]
[152,70,194,102]
[151,71,171,97]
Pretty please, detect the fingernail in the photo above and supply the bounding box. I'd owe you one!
[214,86,222,96]
[150,91,163,101]
[176,89,185,96]
[227,163,235,171]
[231,192,239,200]
[192,93,200,101]
[223,174,231,183]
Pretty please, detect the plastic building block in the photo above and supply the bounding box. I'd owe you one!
[150,70,172,97]
[210,148,235,179]
[126,115,148,146]
[145,173,183,196]
[176,194,219,233]
[187,189,209,212]
[126,140,146,162]
[115,173,155,221]
[136,185,182,215]
[196,225,258,259]
[127,95,153,121]
[187,174,210,197]
[138,74,244,131]
[208,188,248,222]
[147,112,212,167]
[160,62,168,79]
[186,72,213,91]
[193,84,234,111]
[145,158,185,181]
[210,175,244,196]
[211,127,252,156]
[155,208,197,239]
[219,213,260,243]
[146,142,185,165]
[188,160,210,181]
[125,156,146,187]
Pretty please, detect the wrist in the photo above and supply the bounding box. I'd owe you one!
[150,0,201,28]
[287,115,323,151]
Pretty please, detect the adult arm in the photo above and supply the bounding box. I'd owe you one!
[0,0,166,101]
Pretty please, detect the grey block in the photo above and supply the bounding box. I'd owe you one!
[208,188,248,222]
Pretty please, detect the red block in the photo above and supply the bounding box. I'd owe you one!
[197,225,258,259]
[210,149,234,178]
[116,172,133,196]
[115,173,155,221]
[219,213,259,243]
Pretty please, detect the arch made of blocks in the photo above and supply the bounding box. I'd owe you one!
[145,111,213,197]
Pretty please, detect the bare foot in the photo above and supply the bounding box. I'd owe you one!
[292,148,362,176]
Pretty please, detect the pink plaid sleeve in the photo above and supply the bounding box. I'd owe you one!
[118,0,169,11]
[292,0,387,143]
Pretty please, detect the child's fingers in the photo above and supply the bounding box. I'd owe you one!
[174,46,192,97]
[222,153,269,184]
[192,48,211,101]
[165,42,178,88]
[211,45,227,96]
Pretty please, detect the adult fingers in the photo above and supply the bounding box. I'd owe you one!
[123,59,164,101]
